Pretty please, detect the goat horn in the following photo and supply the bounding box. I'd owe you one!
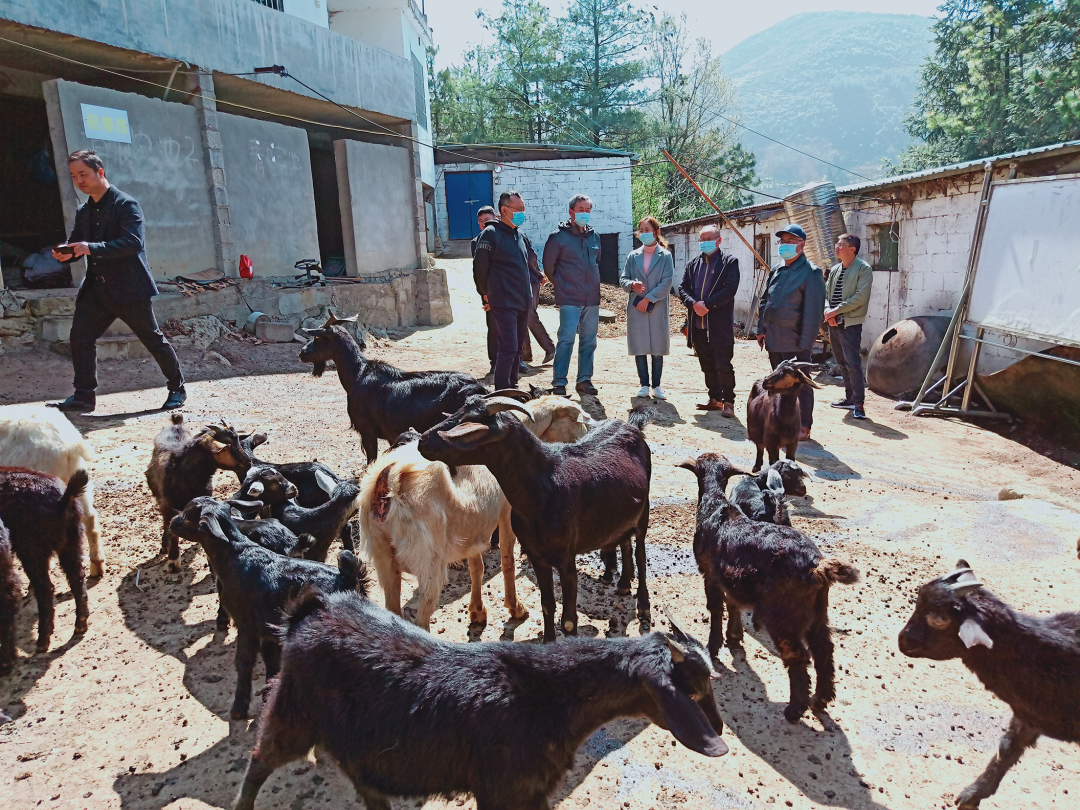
[941,567,975,583]
[485,388,532,402]
[485,397,533,420]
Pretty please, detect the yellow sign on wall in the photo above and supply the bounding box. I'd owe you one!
[80,103,132,144]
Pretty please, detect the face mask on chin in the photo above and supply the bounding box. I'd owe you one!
[777,243,800,260]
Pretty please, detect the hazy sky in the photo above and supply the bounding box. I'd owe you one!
[426,0,941,69]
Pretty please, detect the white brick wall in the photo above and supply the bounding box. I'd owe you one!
[434,156,634,272]
[663,166,1052,374]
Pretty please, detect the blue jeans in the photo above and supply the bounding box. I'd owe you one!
[552,305,599,388]
[829,323,865,406]
[635,355,663,387]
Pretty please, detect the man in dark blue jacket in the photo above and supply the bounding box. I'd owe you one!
[472,191,533,390]
[756,223,826,439]
[50,150,185,413]
[678,225,741,417]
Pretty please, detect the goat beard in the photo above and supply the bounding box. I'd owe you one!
[311,361,327,378]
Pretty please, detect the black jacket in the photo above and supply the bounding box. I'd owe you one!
[64,185,158,305]
[472,220,534,311]
[678,250,740,348]
[756,254,826,353]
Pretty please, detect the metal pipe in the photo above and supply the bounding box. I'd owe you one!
[958,333,1080,368]
[960,326,984,411]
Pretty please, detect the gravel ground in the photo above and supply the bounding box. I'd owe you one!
[1,258,1078,810]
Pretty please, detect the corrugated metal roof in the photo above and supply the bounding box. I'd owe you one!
[434,142,636,163]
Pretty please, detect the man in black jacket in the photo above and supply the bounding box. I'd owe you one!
[678,225,741,416]
[756,223,826,439]
[50,150,185,413]
[472,191,533,390]
[471,205,499,378]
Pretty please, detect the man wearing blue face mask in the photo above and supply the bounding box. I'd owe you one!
[756,223,827,439]
[543,194,602,396]
[678,224,741,416]
[473,190,534,390]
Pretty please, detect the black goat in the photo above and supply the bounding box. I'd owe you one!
[746,360,822,472]
[236,468,361,562]
[146,415,249,571]
[170,497,367,720]
[0,517,18,675]
[899,561,1080,809]
[298,313,487,463]
[678,453,859,722]
[0,468,89,655]
[235,592,727,810]
[729,468,790,525]
[419,394,653,642]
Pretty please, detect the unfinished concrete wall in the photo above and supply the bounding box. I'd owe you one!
[217,112,320,277]
[46,79,218,279]
[335,139,418,276]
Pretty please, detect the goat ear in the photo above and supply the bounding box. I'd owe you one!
[644,679,728,757]
[249,433,269,449]
[958,618,994,649]
[795,369,823,389]
[198,516,230,545]
[675,458,698,473]
[437,422,492,449]
[665,636,687,663]
[246,480,265,498]
[228,499,263,512]
[313,469,337,497]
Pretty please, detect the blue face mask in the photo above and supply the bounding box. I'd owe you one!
[777,243,800,260]
[574,212,591,226]
[699,240,717,254]
[639,232,655,246]
[511,211,526,227]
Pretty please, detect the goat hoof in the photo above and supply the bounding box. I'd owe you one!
[726,635,744,647]
[469,609,488,626]
[615,585,631,596]
[73,620,88,635]
[507,604,529,621]
[89,560,105,578]
[638,608,652,623]
[229,706,250,721]
[811,694,831,713]
[783,704,806,724]
[35,641,50,654]
[599,571,615,585]
[216,619,231,632]
[167,560,181,573]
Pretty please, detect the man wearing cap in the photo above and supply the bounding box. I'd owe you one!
[678,224,741,416]
[756,223,826,439]
[824,233,873,420]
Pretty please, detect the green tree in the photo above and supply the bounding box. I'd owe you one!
[558,0,650,147]
[894,0,1080,172]
[631,15,757,223]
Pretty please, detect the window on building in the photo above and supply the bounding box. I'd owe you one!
[754,233,771,270]
[412,54,428,131]
[251,0,283,10]
[872,223,899,271]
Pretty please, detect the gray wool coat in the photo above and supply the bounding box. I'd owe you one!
[619,246,674,356]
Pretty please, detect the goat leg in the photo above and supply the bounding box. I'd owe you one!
[559,563,579,636]
[499,508,528,620]
[361,433,379,465]
[215,580,231,631]
[784,441,798,461]
[752,445,764,473]
[230,633,259,720]
[633,527,650,626]
[467,554,488,626]
[56,539,88,636]
[339,521,356,553]
[766,444,781,467]
[23,558,55,653]
[614,539,633,595]
[807,592,835,712]
[354,786,392,810]
[236,729,315,810]
[704,584,727,659]
[531,557,558,642]
[775,632,813,723]
[599,547,618,585]
[82,493,105,577]
[956,717,1040,809]
[724,598,744,647]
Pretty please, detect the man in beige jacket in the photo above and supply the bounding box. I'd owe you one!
[824,233,873,419]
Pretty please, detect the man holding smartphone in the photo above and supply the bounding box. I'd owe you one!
[50,150,185,413]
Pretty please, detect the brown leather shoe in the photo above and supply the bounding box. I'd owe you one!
[720,401,735,418]
[696,399,724,411]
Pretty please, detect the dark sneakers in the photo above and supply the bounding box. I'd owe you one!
[852,407,867,420]
[49,395,95,413]
[575,381,598,395]
[831,399,857,409]
[163,389,187,410]
[551,385,568,397]
[542,350,555,364]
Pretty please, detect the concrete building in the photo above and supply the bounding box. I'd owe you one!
[661,141,1080,374]
[0,0,448,352]
[434,144,634,283]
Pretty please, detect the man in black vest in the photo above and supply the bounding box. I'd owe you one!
[50,150,185,413]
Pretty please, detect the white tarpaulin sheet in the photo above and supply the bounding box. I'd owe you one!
[968,176,1080,348]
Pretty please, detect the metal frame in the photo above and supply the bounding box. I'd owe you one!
[897,165,1080,419]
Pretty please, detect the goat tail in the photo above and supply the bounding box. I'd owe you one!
[62,469,90,509]
[627,403,657,431]
[337,550,371,597]
[815,557,860,586]
[170,413,184,426]
[281,585,331,638]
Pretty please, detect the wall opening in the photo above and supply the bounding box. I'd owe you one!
[599,232,619,285]
[309,143,345,275]
[0,95,68,289]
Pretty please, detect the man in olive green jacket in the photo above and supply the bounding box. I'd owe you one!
[824,233,873,419]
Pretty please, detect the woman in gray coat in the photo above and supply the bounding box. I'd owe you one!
[619,216,674,399]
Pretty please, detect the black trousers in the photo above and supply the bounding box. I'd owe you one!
[692,329,735,402]
[520,279,555,362]
[70,284,185,402]
[768,350,814,429]
[829,323,865,406]
[490,307,528,390]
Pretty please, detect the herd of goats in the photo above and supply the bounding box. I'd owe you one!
[0,313,1076,810]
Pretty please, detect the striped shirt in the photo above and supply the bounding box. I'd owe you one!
[830,267,845,308]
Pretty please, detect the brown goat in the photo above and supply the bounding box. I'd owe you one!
[746,360,822,472]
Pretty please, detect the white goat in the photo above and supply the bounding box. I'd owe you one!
[0,404,103,576]
[358,395,589,629]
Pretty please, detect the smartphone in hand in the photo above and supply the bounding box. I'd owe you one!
[53,244,77,260]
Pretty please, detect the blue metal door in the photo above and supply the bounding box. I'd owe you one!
[446,171,493,240]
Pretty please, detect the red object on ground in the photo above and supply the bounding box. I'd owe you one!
[239,254,253,279]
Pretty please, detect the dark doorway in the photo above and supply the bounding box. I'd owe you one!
[599,232,619,285]
[308,145,345,274]
[445,171,493,239]
[1,95,67,288]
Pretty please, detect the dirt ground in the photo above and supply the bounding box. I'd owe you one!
[1,257,1078,810]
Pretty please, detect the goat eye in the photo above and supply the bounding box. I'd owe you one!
[926,614,950,630]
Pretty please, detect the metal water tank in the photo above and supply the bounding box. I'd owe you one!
[782,182,846,271]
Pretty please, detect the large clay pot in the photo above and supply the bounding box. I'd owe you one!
[866,316,952,398]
